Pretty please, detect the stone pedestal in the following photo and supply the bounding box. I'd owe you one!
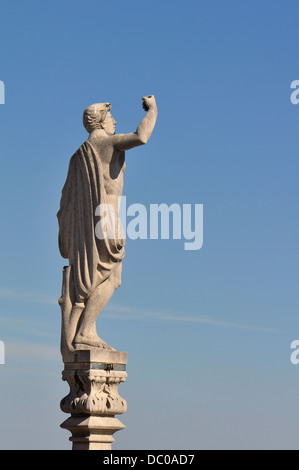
[60,350,127,450]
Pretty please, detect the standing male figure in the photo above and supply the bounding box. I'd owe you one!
[58,95,157,357]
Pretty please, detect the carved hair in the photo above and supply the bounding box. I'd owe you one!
[83,103,111,133]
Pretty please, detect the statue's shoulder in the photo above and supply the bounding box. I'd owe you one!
[71,141,90,159]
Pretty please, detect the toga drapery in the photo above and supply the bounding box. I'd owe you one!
[57,140,125,303]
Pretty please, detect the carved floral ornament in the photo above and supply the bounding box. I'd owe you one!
[61,369,127,415]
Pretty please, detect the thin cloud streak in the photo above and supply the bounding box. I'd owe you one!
[0,288,57,305]
[0,287,276,333]
[6,341,59,362]
[102,307,276,333]
[156,314,276,333]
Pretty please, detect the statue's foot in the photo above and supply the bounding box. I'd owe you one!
[73,334,115,351]
[73,341,115,351]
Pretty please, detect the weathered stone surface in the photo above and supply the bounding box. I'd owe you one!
[63,349,127,366]
[61,370,127,415]
[61,415,126,450]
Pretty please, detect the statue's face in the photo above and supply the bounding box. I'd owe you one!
[103,112,116,135]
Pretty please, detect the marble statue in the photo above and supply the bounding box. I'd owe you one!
[57,95,157,358]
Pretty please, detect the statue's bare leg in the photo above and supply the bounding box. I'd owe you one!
[72,263,122,349]
[68,302,84,347]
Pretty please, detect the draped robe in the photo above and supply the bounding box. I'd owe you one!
[57,141,125,303]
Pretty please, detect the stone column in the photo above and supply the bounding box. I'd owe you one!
[60,350,127,450]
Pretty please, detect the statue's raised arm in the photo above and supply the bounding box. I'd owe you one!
[110,95,158,151]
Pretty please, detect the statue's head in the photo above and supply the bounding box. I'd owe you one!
[83,103,116,135]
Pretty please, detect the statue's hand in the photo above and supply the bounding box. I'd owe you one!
[142,95,157,111]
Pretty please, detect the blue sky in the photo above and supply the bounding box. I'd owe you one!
[0,0,298,449]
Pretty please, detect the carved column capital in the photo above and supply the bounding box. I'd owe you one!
[60,350,127,450]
